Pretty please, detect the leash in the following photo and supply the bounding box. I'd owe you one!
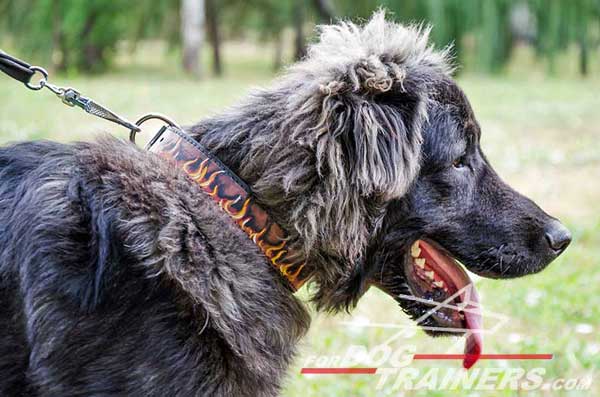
[0,49,141,133]
[0,49,310,291]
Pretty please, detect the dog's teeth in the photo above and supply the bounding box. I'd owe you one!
[415,258,426,269]
[433,280,444,288]
[410,241,421,258]
[459,312,465,320]
[425,271,435,280]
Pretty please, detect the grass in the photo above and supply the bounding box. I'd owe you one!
[0,42,599,396]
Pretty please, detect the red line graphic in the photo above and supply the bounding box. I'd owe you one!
[300,354,553,374]
[413,354,553,360]
[300,368,377,375]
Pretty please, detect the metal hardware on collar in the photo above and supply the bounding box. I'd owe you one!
[131,113,182,144]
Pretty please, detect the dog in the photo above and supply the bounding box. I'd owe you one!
[0,12,570,396]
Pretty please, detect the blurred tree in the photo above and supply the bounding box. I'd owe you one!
[181,0,205,78]
[129,0,178,50]
[205,0,223,76]
[293,0,307,60]
[219,0,298,68]
[529,0,600,76]
[334,0,374,19]
[0,0,127,73]
[0,0,598,76]
[313,0,336,22]
[259,0,294,69]
[477,0,513,73]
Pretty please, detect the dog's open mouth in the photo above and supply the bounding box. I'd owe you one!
[404,239,483,369]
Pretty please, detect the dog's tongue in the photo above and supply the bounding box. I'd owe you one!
[462,290,483,369]
[418,240,483,369]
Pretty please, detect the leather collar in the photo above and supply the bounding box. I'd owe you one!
[147,126,311,291]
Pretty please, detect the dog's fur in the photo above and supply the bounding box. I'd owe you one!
[0,12,569,396]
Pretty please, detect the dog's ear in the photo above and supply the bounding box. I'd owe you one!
[284,62,426,201]
[313,61,426,200]
[280,50,441,286]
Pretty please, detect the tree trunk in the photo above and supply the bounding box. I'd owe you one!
[205,0,222,76]
[181,0,205,78]
[51,0,67,71]
[293,1,306,61]
[578,37,588,77]
[577,10,589,77]
[312,0,335,22]
[273,30,284,71]
[81,11,101,72]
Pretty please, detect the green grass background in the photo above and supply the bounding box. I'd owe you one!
[0,43,598,396]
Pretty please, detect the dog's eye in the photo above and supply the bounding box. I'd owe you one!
[452,156,467,169]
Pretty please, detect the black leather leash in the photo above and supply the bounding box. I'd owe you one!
[0,49,182,136]
[0,49,35,85]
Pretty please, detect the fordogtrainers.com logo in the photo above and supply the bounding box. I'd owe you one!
[300,285,593,393]
[303,351,593,392]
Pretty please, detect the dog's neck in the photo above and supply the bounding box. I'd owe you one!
[188,94,372,312]
[189,106,314,262]
[148,126,311,290]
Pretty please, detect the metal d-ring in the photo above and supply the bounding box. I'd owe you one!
[25,66,49,91]
[131,113,183,144]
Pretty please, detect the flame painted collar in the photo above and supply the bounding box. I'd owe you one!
[146,126,311,291]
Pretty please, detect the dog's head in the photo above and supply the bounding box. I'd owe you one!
[286,13,572,349]
[362,75,571,367]
[215,12,571,364]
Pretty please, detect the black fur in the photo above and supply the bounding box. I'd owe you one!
[0,139,308,396]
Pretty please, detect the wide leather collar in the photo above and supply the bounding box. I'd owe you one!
[147,126,311,291]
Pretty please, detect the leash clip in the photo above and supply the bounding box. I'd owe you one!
[1,49,140,134]
[1,50,185,144]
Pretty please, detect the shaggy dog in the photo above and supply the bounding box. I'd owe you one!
[0,13,570,396]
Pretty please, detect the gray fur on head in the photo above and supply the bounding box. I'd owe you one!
[191,11,453,310]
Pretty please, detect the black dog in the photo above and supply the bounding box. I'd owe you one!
[0,13,569,396]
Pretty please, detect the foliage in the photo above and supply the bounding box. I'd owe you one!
[335,0,600,74]
[530,0,600,74]
[1,0,131,72]
[0,0,599,75]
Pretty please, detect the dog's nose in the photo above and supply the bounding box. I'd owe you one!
[544,220,572,255]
